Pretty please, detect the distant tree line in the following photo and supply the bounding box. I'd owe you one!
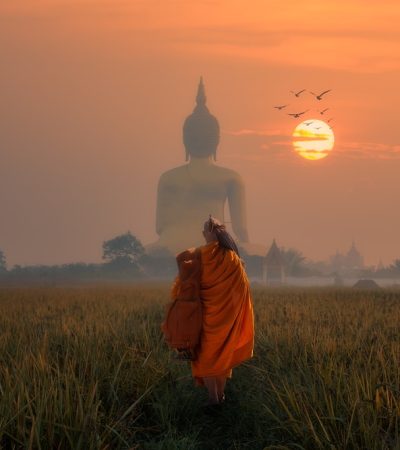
[238,246,319,278]
[1,237,400,285]
[0,232,177,285]
[360,259,400,279]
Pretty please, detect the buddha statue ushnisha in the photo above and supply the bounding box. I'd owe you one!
[146,77,250,256]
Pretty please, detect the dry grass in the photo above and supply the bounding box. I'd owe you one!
[0,285,399,449]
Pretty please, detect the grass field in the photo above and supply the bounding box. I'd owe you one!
[0,284,399,449]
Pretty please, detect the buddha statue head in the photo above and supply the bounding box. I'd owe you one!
[183,77,220,161]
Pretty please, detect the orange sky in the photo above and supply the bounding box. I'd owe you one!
[1,0,399,267]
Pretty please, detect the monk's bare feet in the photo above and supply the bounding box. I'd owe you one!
[205,393,225,406]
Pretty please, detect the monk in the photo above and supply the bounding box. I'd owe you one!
[171,215,255,406]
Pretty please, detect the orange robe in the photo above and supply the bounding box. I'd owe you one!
[171,240,254,386]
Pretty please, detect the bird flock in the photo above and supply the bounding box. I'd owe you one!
[273,89,333,131]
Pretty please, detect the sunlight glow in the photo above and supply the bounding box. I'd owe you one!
[292,119,335,161]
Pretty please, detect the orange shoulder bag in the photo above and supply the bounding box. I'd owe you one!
[161,247,202,360]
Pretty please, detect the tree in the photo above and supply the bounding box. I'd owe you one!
[390,259,400,274]
[280,247,307,276]
[102,231,145,265]
[0,249,6,272]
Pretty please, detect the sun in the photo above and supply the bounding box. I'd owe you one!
[292,119,335,160]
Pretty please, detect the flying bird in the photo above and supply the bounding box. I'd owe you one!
[273,104,289,110]
[314,126,322,130]
[328,118,334,123]
[319,108,329,115]
[305,121,314,126]
[288,110,309,118]
[290,89,306,97]
[310,90,331,100]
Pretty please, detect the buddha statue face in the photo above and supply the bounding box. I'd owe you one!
[183,77,220,161]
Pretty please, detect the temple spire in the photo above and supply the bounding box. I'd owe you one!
[194,76,209,112]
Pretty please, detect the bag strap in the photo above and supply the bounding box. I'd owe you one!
[193,247,202,299]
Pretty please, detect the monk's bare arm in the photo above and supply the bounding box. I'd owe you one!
[227,174,249,242]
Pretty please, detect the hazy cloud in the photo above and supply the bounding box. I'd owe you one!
[224,128,287,137]
[336,142,400,159]
[171,26,400,47]
[224,128,400,162]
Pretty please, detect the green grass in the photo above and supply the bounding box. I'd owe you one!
[0,285,399,449]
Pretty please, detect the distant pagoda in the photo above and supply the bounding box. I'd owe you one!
[263,239,285,286]
[346,240,364,269]
[330,240,364,272]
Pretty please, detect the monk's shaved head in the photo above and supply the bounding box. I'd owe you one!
[204,215,224,232]
[201,215,240,257]
[203,220,217,242]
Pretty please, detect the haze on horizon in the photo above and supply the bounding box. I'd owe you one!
[1,0,399,268]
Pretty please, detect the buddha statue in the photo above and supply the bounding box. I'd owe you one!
[146,77,252,256]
